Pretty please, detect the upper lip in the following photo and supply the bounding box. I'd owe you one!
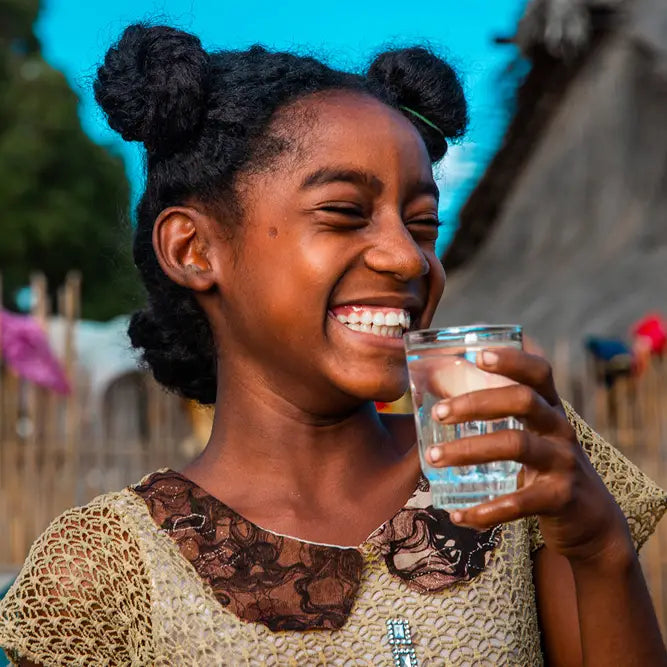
[328,294,424,322]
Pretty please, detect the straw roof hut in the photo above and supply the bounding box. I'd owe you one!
[434,0,667,352]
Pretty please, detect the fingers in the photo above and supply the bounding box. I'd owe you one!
[476,347,560,406]
[430,384,571,436]
[448,479,574,531]
[427,429,570,472]
[424,354,514,399]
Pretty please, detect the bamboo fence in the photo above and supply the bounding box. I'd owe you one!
[0,272,191,567]
[0,274,666,632]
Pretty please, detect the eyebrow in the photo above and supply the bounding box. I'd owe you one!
[299,166,440,202]
[415,179,440,202]
[300,167,383,194]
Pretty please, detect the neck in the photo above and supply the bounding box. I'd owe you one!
[183,365,411,506]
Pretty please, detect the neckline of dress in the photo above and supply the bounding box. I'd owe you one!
[157,466,427,550]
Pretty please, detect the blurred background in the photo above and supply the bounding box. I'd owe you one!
[1,0,666,651]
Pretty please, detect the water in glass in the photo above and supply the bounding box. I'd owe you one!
[406,332,523,510]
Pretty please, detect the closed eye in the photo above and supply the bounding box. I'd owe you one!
[407,218,441,230]
[319,205,365,217]
[408,218,441,226]
[407,218,441,241]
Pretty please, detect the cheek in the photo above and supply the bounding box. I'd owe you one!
[241,233,344,328]
[431,258,446,295]
[421,252,446,325]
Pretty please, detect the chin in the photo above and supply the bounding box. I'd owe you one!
[343,371,409,404]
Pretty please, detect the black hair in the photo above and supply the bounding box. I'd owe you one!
[94,23,468,404]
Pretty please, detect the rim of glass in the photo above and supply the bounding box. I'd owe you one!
[404,324,522,345]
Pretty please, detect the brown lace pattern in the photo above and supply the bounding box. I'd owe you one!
[132,471,362,631]
[132,470,501,631]
[367,476,501,592]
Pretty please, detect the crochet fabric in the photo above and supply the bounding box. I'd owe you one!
[1,403,665,666]
[131,470,500,632]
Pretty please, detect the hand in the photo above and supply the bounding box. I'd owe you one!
[426,347,632,564]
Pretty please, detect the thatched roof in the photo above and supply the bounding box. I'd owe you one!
[435,0,667,350]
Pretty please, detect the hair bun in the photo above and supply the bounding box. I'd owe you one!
[94,24,209,154]
[367,47,468,160]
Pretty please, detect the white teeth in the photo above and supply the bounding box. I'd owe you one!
[333,308,411,334]
[345,322,403,338]
[385,312,399,327]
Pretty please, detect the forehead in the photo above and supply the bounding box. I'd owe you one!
[280,91,434,184]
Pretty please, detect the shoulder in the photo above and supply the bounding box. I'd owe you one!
[19,489,148,580]
[563,400,667,551]
[0,490,153,666]
[528,403,667,553]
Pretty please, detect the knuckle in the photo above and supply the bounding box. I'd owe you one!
[471,507,499,530]
[536,360,554,387]
[560,444,579,472]
[515,385,537,412]
[506,429,529,460]
[479,492,529,524]
[504,495,522,514]
[552,478,575,510]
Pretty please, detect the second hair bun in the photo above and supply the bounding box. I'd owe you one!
[367,47,468,161]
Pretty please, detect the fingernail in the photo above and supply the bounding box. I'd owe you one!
[451,511,463,523]
[429,447,443,463]
[481,350,499,367]
[435,402,450,420]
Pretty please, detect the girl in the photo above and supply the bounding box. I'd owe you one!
[1,23,666,666]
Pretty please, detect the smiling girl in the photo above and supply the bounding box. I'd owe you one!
[1,24,666,666]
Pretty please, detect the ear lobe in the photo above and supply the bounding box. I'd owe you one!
[152,206,218,292]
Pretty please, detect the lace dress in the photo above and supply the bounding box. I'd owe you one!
[1,403,665,666]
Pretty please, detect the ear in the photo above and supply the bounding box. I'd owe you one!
[152,206,219,292]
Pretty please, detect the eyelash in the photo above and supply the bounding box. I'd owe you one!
[408,218,441,227]
[320,207,440,227]
[320,205,364,217]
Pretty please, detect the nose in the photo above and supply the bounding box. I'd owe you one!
[363,217,430,282]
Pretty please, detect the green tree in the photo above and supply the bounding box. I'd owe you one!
[0,0,141,320]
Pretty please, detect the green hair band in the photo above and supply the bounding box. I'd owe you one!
[399,106,445,138]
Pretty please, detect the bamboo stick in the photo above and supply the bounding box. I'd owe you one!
[63,272,80,507]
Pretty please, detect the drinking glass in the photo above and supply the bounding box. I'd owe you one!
[404,324,523,510]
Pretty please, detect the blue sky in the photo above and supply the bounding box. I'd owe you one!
[36,0,525,253]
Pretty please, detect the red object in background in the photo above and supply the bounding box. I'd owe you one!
[0,310,71,394]
[632,313,666,355]
[374,401,389,411]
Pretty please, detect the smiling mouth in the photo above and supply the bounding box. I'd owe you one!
[328,305,412,339]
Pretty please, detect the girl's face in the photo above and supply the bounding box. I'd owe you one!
[215,92,445,413]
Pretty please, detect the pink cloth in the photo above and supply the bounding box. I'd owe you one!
[0,310,71,394]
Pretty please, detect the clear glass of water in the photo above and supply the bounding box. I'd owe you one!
[404,325,523,510]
